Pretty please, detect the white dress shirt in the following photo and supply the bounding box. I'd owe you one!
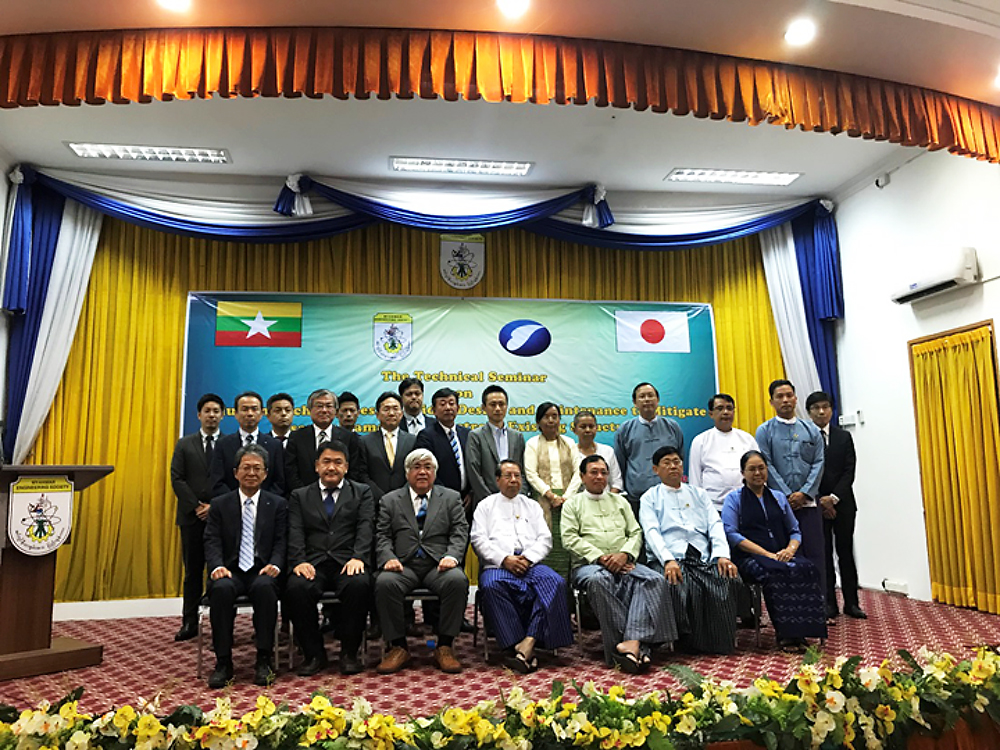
[471,491,552,567]
[687,427,759,509]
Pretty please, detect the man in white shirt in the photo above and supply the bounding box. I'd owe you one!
[398,377,436,434]
[688,393,759,510]
[471,460,574,672]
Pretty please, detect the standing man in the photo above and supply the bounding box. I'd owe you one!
[203,444,286,688]
[467,385,526,506]
[756,380,827,610]
[688,394,759,511]
[265,392,295,448]
[415,388,471,510]
[285,388,367,490]
[362,392,416,502]
[337,391,360,432]
[210,391,285,497]
[284,440,374,675]
[614,382,684,513]
[170,392,224,642]
[806,391,866,620]
[398,377,436,434]
[374,449,470,674]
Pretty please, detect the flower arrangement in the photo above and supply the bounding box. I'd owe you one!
[4,646,1000,750]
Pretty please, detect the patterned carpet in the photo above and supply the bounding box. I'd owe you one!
[3,589,1000,717]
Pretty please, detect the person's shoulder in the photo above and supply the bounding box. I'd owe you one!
[380,486,409,505]
[260,489,287,508]
[690,428,711,446]
[343,478,374,498]
[432,485,462,503]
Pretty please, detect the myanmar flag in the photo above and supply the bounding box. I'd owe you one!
[215,301,302,347]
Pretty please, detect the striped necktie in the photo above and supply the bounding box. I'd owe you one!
[448,429,461,467]
[244,433,253,446]
[415,494,428,556]
[238,497,255,571]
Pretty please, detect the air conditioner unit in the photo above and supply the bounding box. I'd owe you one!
[890,247,980,304]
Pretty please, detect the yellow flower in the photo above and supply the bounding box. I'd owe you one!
[307,696,332,714]
[113,706,137,736]
[135,715,164,743]
[674,714,697,735]
[303,720,333,745]
[66,729,91,750]
[256,696,276,717]
[875,705,896,722]
[878,659,894,685]
[442,707,473,735]
[824,669,843,689]
[519,705,537,727]
[970,659,995,684]
[608,686,626,702]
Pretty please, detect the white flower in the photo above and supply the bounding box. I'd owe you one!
[350,697,373,719]
[823,690,846,713]
[811,711,835,746]
[505,687,531,712]
[975,694,990,713]
[858,667,881,690]
[430,731,447,749]
[415,717,435,729]
[581,681,599,698]
[675,714,697,735]
[66,730,92,750]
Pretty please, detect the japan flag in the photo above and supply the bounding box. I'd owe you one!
[614,311,690,352]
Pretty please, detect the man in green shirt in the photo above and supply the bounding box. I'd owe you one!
[561,455,676,672]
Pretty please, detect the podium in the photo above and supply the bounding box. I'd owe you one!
[0,464,114,680]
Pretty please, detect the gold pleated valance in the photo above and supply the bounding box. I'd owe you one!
[1,26,999,163]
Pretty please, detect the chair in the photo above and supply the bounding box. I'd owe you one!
[473,587,560,661]
[750,582,764,648]
[196,594,281,678]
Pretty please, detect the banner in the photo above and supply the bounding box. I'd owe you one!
[182,294,718,452]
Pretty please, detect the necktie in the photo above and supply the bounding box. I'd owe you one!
[278,434,287,446]
[409,418,419,432]
[448,429,461,468]
[238,498,255,571]
[244,433,253,446]
[204,434,214,461]
[822,429,829,446]
[323,488,336,518]
[415,494,428,556]
[318,430,328,449]
[495,427,507,461]
[384,432,395,464]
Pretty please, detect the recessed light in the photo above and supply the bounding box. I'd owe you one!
[67,142,230,163]
[665,168,801,187]
[994,64,1000,89]
[157,0,192,11]
[390,156,533,177]
[497,0,530,19]
[785,18,816,46]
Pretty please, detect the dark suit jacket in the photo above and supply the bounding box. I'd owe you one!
[287,479,374,569]
[209,432,285,497]
[466,423,526,503]
[361,429,416,502]
[171,431,220,526]
[414,421,471,494]
[204,489,287,573]
[400,415,437,434]
[818,425,857,509]
[284,423,367,492]
[376,485,468,568]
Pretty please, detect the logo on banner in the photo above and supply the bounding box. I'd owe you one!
[440,234,485,289]
[498,319,552,357]
[215,301,303,348]
[373,313,413,361]
[8,476,74,556]
[615,311,691,353]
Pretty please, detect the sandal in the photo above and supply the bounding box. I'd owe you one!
[612,650,642,674]
[503,651,535,674]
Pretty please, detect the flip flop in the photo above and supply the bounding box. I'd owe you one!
[612,650,642,674]
[503,651,534,674]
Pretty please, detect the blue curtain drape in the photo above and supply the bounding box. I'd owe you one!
[3,184,66,460]
[1,177,34,313]
[792,204,844,404]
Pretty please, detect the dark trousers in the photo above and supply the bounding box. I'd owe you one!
[375,558,468,643]
[794,505,827,601]
[824,501,860,608]
[179,521,206,623]
[207,568,280,663]
[284,560,372,660]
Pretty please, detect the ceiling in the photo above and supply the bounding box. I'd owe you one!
[0,0,996,201]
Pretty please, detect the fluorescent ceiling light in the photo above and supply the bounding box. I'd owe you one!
[157,0,192,11]
[785,18,817,46]
[665,168,802,186]
[391,156,533,177]
[497,0,530,19]
[67,142,230,164]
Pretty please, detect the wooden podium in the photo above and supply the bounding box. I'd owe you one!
[0,464,114,680]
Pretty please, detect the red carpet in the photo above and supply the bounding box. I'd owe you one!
[3,590,1000,716]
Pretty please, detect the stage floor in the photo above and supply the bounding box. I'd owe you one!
[2,590,1000,716]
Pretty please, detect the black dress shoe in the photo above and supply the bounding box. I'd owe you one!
[208,661,234,689]
[844,604,868,619]
[460,617,476,634]
[340,650,364,675]
[254,661,276,686]
[297,654,328,677]
[826,605,840,620]
[174,622,198,642]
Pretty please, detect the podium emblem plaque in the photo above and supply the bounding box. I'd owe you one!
[7,475,74,555]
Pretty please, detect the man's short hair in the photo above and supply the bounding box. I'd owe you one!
[495,459,521,478]
[307,389,338,410]
[267,392,294,409]
[768,379,795,398]
[398,377,424,396]
[631,382,659,401]
[481,385,508,405]
[806,391,834,410]
[535,401,560,424]
[317,439,350,461]
[579,453,609,474]
[233,390,264,410]
[652,445,681,465]
[431,387,460,408]
[376,391,402,411]
[572,409,596,427]
[404,448,439,472]
[235,443,269,470]
[338,391,359,408]
[708,393,735,411]
[197,393,224,412]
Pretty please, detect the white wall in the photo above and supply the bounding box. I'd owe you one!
[835,149,1000,601]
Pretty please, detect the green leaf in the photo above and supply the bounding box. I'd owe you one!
[839,655,863,679]
[662,663,705,692]
[710,713,742,735]
[0,703,18,724]
[897,649,923,673]
[161,704,203,727]
[549,681,565,701]
[52,687,85,712]
[644,728,675,750]
[802,645,822,665]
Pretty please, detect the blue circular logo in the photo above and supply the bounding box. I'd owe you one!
[499,320,552,357]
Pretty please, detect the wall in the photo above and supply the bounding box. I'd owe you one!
[835,149,1000,601]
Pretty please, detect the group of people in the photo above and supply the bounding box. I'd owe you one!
[171,375,862,686]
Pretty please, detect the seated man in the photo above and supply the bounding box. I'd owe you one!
[638,445,741,654]
[284,440,374,676]
[561,455,676,673]
[204,444,286,688]
[470,460,574,673]
[375,449,470,674]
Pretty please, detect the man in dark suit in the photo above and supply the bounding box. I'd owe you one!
[265,392,295,448]
[467,385,526,506]
[362,392,416,502]
[284,388,367,491]
[170,392,225,642]
[204,444,287,688]
[284,440,374,675]
[807,391,866,620]
[398,377,436,434]
[374,448,469,674]
[415,388,471,509]
[210,391,286,497]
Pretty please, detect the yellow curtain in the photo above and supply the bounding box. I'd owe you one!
[911,325,1000,614]
[31,219,784,601]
